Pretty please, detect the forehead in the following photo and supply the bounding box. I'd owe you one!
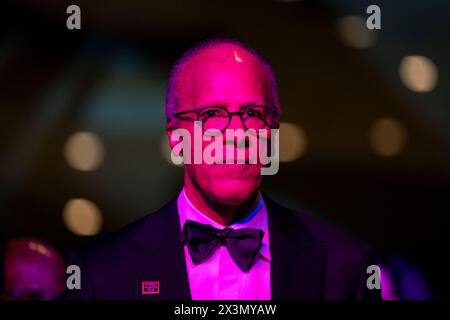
[176,44,270,108]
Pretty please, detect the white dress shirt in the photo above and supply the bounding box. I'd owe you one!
[177,188,271,300]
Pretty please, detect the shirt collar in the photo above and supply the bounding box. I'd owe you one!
[177,187,271,262]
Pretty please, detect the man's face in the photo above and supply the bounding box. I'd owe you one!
[168,44,272,205]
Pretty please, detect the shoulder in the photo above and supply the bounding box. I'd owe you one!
[72,196,178,269]
[295,209,368,253]
[264,193,371,266]
[293,209,372,274]
[61,197,180,299]
[74,214,147,262]
[264,195,379,299]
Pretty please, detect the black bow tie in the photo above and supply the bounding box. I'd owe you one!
[182,220,264,272]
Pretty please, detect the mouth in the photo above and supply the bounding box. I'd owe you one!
[223,158,257,165]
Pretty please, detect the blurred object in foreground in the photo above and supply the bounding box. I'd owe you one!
[1,238,66,300]
[380,255,432,300]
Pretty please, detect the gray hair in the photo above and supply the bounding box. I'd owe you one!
[165,38,281,119]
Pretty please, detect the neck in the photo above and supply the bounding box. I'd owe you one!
[184,176,260,226]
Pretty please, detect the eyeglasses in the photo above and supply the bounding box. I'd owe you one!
[172,105,278,132]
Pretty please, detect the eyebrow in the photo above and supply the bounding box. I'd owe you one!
[198,101,262,110]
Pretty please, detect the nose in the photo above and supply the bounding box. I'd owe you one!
[223,113,251,160]
[226,112,246,131]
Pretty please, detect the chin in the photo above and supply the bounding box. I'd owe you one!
[206,178,260,205]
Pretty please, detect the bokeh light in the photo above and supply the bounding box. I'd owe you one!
[399,55,438,92]
[369,118,407,157]
[279,122,308,162]
[63,198,103,236]
[64,132,105,171]
[337,15,376,49]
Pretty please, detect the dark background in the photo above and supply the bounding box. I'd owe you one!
[1,0,449,298]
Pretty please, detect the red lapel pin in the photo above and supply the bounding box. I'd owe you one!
[141,281,160,294]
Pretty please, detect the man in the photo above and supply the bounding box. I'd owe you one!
[61,39,381,300]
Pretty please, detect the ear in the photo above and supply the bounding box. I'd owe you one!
[166,119,176,150]
[273,109,281,129]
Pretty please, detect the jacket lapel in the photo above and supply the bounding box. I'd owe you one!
[128,196,191,300]
[264,193,329,300]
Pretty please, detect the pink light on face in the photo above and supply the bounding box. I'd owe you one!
[234,50,243,63]
[172,43,270,206]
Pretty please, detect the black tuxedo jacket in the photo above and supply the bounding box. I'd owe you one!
[61,193,381,300]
